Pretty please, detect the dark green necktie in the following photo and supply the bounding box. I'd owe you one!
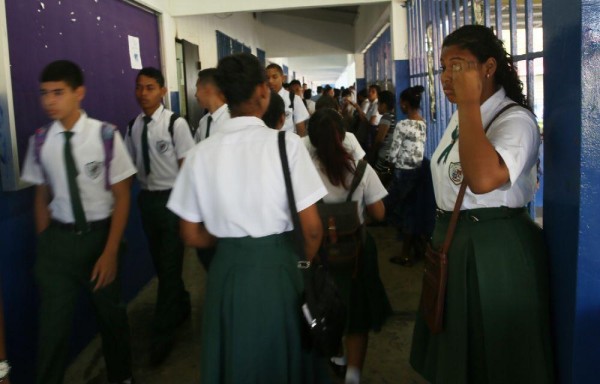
[205,115,213,138]
[437,125,459,164]
[63,131,87,230]
[142,115,152,175]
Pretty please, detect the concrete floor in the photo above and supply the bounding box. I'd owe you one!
[65,226,429,384]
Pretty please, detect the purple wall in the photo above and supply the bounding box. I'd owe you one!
[6,0,161,166]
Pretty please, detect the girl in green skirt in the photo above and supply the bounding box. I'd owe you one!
[308,109,392,384]
[410,25,554,383]
[167,53,330,384]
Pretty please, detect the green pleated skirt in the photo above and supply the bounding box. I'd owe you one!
[200,232,330,384]
[330,231,393,334]
[410,207,554,384]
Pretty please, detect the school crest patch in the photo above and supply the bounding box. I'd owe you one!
[85,161,103,180]
[448,162,463,185]
[156,140,170,154]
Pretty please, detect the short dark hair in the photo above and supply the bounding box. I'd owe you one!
[289,80,301,87]
[197,68,219,85]
[262,91,285,129]
[39,60,84,89]
[317,86,323,93]
[378,90,396,110]
[137,67,165,88]
[266,63,283,75]
[341,89,352,98]
[315,95,340,112]
[368,84,381,94]
[303,89,313,99]
[215,53,266,110]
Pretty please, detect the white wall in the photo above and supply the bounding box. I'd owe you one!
[175,12,265,71]
[390,0,409,60]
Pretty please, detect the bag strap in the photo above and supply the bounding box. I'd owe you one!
[278,130,305,261]
[100,123,115,191]
[440,102,520,254]
[346,160,368,202]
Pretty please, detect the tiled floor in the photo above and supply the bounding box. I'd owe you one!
[65,226,428,383]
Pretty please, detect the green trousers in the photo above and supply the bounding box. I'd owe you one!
[35,223,131,384]
[138,190,190,344]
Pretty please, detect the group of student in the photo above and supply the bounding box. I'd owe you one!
[17,23,553,384]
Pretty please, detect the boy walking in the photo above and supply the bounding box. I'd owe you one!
[125,67,195,365]
[21,60,135,384]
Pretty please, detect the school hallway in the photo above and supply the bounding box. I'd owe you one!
[64,226,428,384]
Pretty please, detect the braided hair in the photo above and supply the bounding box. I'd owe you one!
[442,25,531,111]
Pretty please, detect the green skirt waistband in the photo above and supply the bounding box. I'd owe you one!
[435,206,527,223]
[219,231,294,248]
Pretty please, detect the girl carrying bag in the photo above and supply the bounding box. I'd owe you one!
[278,131,347,357]
[420,103,520,334]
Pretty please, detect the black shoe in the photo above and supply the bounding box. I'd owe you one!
[149,339,173,366]
[389,256,413,267]
[110,378,134,384]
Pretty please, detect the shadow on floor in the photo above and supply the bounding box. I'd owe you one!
[65,226,428,384]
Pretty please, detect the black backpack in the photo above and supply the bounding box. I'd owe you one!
[127,113,180,144]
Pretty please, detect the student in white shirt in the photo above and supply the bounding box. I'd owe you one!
[167,53,328,383]
[21,60,135,384]
[193,68,231,143]
[266,63,310,136]
[125,67,195,366]
[307,108,391,384]
[410,25,553,384]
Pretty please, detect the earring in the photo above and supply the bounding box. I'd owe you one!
[486,73,490,79]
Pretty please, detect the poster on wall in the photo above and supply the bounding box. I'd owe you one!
[128,35,143,69]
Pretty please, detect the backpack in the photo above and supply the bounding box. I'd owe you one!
[316,159,368,275]
[34,122,115,191]
[128,112,179,144]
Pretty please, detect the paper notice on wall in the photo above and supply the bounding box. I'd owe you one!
[128,35,142,69]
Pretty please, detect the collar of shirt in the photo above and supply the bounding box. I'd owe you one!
[210,103,229,122]
[50,110,87,136]
[145,104,165,122]
[277,88,289,98]
[218,116,268,134]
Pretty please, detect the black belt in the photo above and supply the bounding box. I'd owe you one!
[435,206,526,222]
[50,218,111,234]
[140,189,172,196]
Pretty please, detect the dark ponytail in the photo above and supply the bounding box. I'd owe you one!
[442,25,531,111]
[308,109,355,189]
[400,85,425,109]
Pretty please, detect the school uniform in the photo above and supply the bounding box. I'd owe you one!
[193,103,231,143]
[279,88,310,134]
[167,116,329,383]
[410,88,554,383]
[21,111,136,384]
[365,98,381,125]
[124,105,195,349]
[312,158,392,333]
[302,131,366,161]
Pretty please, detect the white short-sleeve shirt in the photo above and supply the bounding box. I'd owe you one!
[313,159,388,224]
[302,132,365,161]
[431,88,540,211]
[194,103,231,143]
[125,105,195,191]
[278,88,310,134]
[167,116,327,238]
[366,99,382,125]
[21,112,137,223]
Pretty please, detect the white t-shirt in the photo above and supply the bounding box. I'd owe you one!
[302,132,365,161]
[431,88,540,211]
[366,99,382,125]
[279,88,310,134]
[21,112,137,223]
[125,105,195,191]
[194,103,231,143]
[167,116,327,238]
[313,159,388,224]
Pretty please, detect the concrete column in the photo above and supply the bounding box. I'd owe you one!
[354,53,366,91]
[390,0,409,118]
[543,1,600,382]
